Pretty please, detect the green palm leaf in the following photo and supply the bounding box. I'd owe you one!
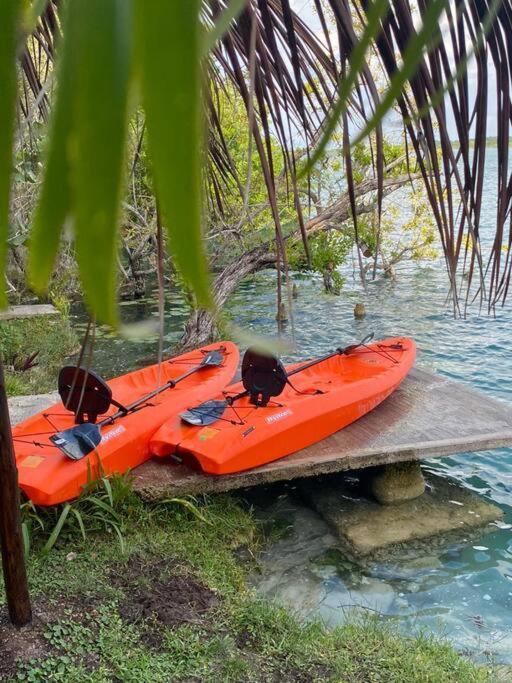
[0,0,21,308]
[72,0,133,325]
[136,0,211,308]
[28,1,75,297]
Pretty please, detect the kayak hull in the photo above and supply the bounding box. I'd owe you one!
[13,341,239,505]
[150,337,416,474]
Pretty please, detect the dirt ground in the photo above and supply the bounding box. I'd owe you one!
[0,555,218,680]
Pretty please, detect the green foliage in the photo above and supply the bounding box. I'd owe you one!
[288,230,352,294]
[27,0,76,303]
[310,232,351,293]
[72,0,133,325]
[21,473,134,556]
[0,314,78,395]
[20,472,216,558]
[357,189,438,270]
[207,85,291,250]
[17,655,87,682]
[352,137,408,183]
[29,0,133,325]
[4,372,28,395]
[0,0,21,309]
[136,0,210,310]
[48,291,71,318]
[27,0,214,324]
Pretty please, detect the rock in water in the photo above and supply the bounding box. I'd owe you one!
[292,283,299,299]
[354,302,366,319]
[370,462,426,505]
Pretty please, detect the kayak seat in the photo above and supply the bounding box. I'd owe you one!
[58,366,127,425]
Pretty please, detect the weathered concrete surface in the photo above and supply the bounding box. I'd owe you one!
[366,461,426,504]
[0,304,59,320]
[8,393,58,426]
[133,367,512,500]
[301,471,503,557]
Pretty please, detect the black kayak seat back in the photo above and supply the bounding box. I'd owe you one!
[58,366,113,424]
[241,348,288,407]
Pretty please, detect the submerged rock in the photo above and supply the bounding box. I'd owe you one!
[354,302,366,319]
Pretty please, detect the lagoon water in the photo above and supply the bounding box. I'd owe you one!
[73,150,512,662]
[229,258,512,662]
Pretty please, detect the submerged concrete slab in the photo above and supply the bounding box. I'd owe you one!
[301,471,504,558]
[0,304,59,320]
[133,367,512,500]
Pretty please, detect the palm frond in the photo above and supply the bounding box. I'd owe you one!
[14,0,512,314]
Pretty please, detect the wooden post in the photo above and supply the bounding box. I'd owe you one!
[0,356,31,626]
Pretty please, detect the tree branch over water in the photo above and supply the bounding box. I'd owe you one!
[180,172,419,349]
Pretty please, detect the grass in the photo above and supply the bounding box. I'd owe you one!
[0,314,78,395]
[0,482,492,682]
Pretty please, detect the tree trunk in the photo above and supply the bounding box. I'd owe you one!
[0,356,32,626]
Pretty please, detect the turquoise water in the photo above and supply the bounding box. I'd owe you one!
[236,268,512,662]
[72,149,512,662]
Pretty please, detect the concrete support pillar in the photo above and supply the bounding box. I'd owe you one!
[364,461,426,505]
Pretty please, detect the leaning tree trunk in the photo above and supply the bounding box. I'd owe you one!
[178,173,417,350]
[179,247,276,350]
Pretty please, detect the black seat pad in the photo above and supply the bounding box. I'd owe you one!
[241,348,287,406]
[58,366,112,424]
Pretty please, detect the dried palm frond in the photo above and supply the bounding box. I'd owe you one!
[16,0,512,314]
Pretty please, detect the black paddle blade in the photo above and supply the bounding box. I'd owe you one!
[200,349,224,367]
[180,399,228,426]
[50,422,102,460]
[241,348,287,407]
[58,366,112,424]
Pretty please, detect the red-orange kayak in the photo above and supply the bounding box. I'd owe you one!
[13,341,239,505]
[150,337,416,474]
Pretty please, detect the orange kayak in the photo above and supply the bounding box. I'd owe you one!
[13,341,239,505]
[150,337,416,474]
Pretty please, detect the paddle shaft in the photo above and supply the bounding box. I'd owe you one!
[98,362,213,428]
[288,333,374,377]
[287,348,341,377]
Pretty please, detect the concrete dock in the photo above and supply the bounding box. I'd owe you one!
[131,367,512,501]
[10,366,511,554]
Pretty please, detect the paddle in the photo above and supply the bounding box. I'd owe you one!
[180,333,375,426]
[51,349,225,460]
